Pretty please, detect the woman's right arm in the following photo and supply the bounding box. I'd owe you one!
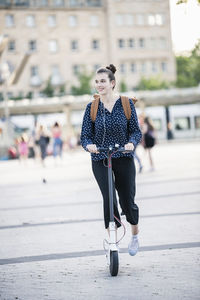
[80,103,97,152]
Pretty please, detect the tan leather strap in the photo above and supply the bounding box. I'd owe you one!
[90,94,138,122]
[121,96,137,120]
[90,94,100,122]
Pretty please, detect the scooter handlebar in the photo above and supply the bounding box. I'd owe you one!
[97,145,134,153]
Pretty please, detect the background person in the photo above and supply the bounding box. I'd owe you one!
[17,134,29,163]
[36,124,50,167]
[81,64,142,256]
[52,122,63,159]
[143,116,156,171]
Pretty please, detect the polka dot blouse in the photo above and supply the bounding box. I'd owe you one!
[81,97,142,161]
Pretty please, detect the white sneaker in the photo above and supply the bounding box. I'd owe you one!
[128,236,139,256]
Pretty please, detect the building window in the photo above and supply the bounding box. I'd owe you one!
[31,66,39,77]
[8,40,15,52]
[73,64,80,75]
[51,65,62,86]
[30,65,41,86]
[126,14,134,26]
[92,39,99,50]
[49,40,58,53]
[69,15,77,27]
[159,37,167,49]
[118,39,125,48]
[128,38,135,48]
[151,62,157,72]
[39,0,48,7]
[136,14,145,26]
[69,0,80,7]
[148,14,156,26]
[52,0,64,6]
[5,15,14,27]
[141,62,146,73]
[71,40,78,51]
[120,63,125,73]
[139,38,145,48]
[48,15,56,27]
[130,63,136,73]
[148,14,164,26]
[90,15,99,27]
[156,14,164,25]
[161,62,167,72]
[116,14,124,26]
[87,0,102,7]
[51,65,59,75]
[26,15,36,27]
[149,37,156,49]
[29,40,37,52]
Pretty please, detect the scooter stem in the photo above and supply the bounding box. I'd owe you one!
[109,222,118,251]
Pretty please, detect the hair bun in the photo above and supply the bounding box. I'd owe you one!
[106,64,117,74]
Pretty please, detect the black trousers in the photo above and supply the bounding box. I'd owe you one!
[92,157,139,229]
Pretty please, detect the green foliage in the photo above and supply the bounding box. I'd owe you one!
[10,96,24,101]
[42,78,54,97]
[176,40,200,87]
[71,72,92,95]
[177,0,200,4]
[26,92,33,99]
[136,76,170,91]
[59,84,66,96]
[120,80,127,92]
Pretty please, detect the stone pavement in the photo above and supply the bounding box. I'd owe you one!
[0,141,200,300]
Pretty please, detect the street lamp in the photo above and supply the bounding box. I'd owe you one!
[0,52,31,154]
[0,61,12,147]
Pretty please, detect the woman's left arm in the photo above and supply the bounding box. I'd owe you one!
[80,103,95,151]
[128,100,142,147]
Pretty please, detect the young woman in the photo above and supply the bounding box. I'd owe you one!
[81,64,142,256]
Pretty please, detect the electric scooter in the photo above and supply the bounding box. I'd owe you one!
[98,144,131,276]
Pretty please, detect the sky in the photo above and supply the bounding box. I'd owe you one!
[169,0,200,53]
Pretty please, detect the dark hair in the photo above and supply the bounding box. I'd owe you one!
[96,64,117,89]
[144,116,154,131]
[54,122,59,127]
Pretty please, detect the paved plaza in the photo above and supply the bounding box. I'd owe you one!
[0,140,200,300]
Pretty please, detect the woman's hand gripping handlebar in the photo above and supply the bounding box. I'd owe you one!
[86,143,135,154]
[97,143,135,153]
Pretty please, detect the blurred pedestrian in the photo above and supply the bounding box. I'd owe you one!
[52,122,63,159]
[143,116,156,171]
[167,122,174,140]
[36,125,50,167]
[18,134,29,163]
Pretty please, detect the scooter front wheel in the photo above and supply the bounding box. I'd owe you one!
[110,250,119,276]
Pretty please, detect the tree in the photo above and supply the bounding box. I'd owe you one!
[176,40,200,87]
[136,76,170,91]
[71,72,92,95]
[42,78,54,97]
[120,80,128,92]
[59,84,66,96]
[177,0,200,4]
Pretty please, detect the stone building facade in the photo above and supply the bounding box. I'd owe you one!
[0,0,176,98]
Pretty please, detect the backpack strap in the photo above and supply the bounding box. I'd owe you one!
[90,94,138,122]
[90,94,100,122]
[121,96,138,121]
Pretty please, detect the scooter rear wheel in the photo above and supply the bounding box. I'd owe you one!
[110,250,119,276]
